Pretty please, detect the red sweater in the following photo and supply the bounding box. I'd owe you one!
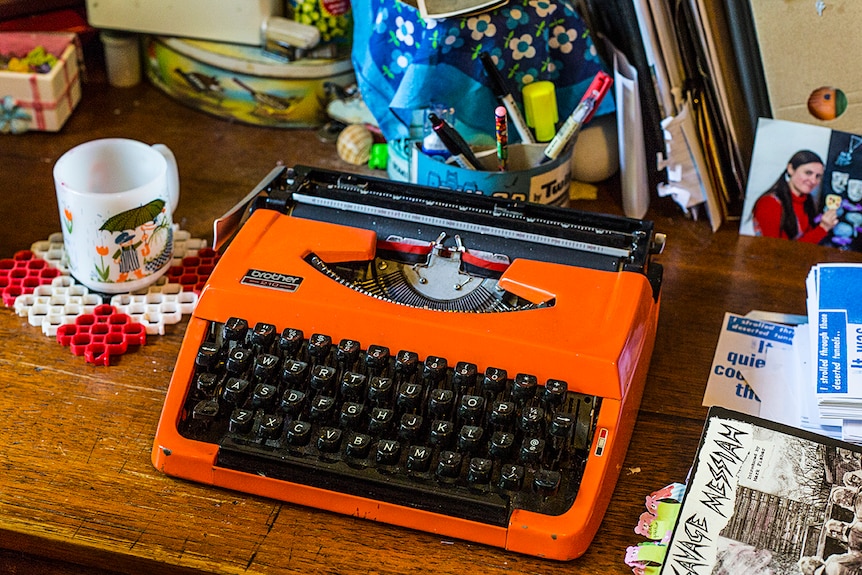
[752,192,828,243]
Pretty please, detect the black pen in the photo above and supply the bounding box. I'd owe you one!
[480,52,535,144]
[428,113,481,170]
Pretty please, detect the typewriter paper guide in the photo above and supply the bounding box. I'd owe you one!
[195,209,655,401]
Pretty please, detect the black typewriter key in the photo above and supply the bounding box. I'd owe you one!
[252,383,278,410]
[549,413,575,439]
[368,407,394,434]
[223,317,248,343]
[533,469,561,497]
[340,402,365,428]
[222,377,250,404]
[499,464,525,491]
[458,394,485,422]
[394,350,419,376]
[226,346,252,375]
[398,413,423,442]
[340,372,366,399]
[336,338,361,366]
[192,399,219,421]
[310,395,336,421]
[489,400,515,427]
[428,388,454,416]
[196,372,219,394]
[429,420,455,447]
[482,367,507,395]
[195,342,220,369]
[397,382,423,411]
[367,376,393,403]
[253,353,280,381]
[286,420,312,446]
[258,413,283,440]
[278,327,304,356]
[406,445,432,473]
[542,379,568,407]
[512,373,537,402]
[249,322,276,349]
[364,345,390,371]
[317,427,343,453]
[229,408,254,434]
[376,439,401,466]
[436,451,462,480]
[458,425,484,452]
[281,389,306,416]
[519,406,545,434]
[452,361,477,388]
[310,364,337,392]
[468,457,493,484]
[489,431,516,459]
[281,359,308,385]
[520,437,546,464]
[307,333,332,360]
[346,432,372,459]
[422,356,447,383]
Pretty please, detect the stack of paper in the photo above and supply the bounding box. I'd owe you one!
[807,263,862,439]
[702,264,862,443]
[701,310,841,440]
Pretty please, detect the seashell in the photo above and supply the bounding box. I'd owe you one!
[337,124,374,166]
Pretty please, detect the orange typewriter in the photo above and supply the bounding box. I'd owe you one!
[151,165,665,560]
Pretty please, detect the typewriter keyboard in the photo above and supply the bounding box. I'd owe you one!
[179,317,602,526]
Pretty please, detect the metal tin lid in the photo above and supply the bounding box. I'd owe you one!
[157,36,352,79]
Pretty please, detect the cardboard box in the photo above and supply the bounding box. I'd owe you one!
[750,3,862,133]
[0,32,82,132]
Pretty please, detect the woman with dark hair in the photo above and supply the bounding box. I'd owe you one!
[752,149,839,242]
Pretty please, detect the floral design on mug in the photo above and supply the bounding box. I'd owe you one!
[94,245,110,281]
[62,206,73,234]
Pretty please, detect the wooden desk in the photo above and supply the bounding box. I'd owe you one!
[2,53,861,575]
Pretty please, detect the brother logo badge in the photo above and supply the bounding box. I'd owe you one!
[241,269,302,292]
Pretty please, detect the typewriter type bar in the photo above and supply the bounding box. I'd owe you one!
[154,164,664,561]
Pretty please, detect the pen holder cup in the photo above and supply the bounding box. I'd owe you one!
[404,142,573,206]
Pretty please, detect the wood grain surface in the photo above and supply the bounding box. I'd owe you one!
[1,41,861,575]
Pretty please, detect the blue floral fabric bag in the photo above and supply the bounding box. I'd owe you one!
[351,0,614,145]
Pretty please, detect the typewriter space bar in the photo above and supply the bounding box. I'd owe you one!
[216,439,512,526]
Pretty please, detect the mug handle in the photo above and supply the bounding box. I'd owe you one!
[152,143,180,212]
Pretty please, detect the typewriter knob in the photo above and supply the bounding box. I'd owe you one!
[483,367,508,395]
[542,379,568,407]
[512,373,537,402]
[223,317,248,343]
[533,469,561,498]
[250,322,276,348]
[336,338,361,366]
[307,333,332,360]
[365,345,390,371]
[278,327,304,356]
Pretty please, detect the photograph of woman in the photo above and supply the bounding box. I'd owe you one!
[751,150,839,242]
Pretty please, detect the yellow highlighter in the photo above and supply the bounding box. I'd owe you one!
[521,80,558,142]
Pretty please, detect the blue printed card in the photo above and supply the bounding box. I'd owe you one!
[810,264,862,400]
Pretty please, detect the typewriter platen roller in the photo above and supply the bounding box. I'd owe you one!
[152,165,664,561]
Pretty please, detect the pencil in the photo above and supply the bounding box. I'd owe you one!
[495,105,508,171]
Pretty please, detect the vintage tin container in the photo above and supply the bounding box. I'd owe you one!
[143,35,354,128]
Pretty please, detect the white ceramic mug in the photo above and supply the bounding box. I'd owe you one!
[53,138,180,294]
